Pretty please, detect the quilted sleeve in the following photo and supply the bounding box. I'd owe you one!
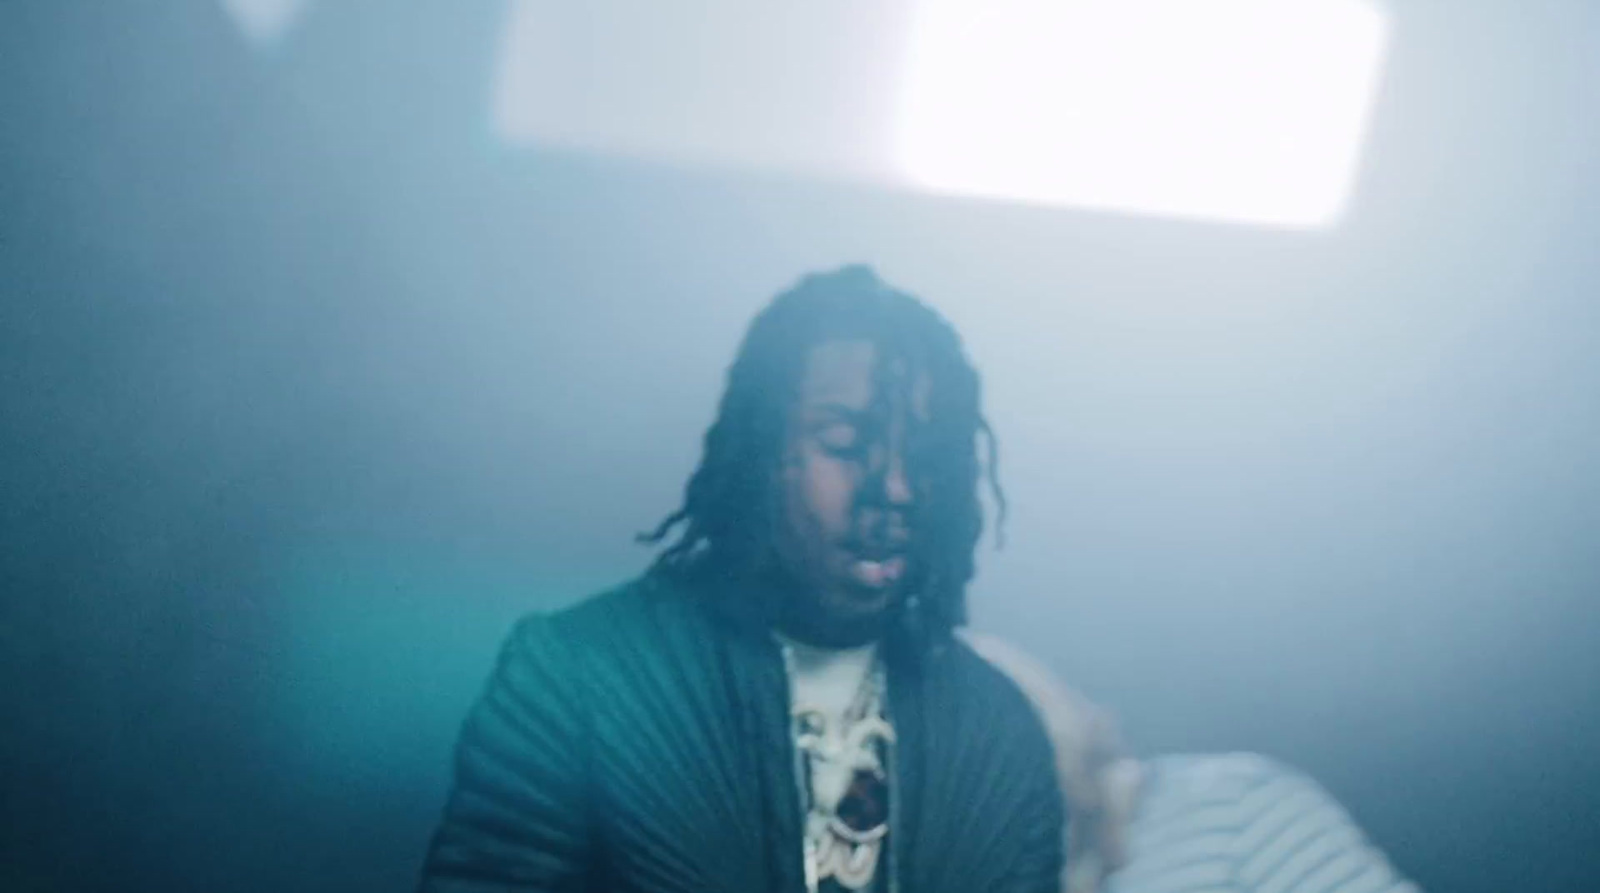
[418,615,594,892]
[1001,703,1069,893]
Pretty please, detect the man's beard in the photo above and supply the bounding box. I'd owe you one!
[773,573,901,648]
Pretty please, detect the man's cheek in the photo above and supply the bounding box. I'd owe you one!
[811,466,858,528]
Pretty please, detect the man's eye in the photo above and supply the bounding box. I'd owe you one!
[816,424,861,455]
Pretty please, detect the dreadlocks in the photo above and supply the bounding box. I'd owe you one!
[639,265,1004,635]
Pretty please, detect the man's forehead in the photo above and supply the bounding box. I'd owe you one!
[796,338,931,414]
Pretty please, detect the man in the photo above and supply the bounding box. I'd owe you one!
[419,266,1065,892]
[964,634,1423,893]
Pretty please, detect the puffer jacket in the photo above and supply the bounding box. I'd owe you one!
[419,574,1065,893]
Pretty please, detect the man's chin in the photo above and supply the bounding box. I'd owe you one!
[820,585,900,636]
[779,584,900,648]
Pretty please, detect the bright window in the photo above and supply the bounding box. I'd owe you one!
[892,0,1391,228]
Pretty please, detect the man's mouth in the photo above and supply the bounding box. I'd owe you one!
[844,544,908,589]
[849,555,906,588]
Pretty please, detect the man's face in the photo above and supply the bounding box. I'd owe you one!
[772,338,930,644]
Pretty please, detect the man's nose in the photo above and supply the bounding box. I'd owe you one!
[881,450,913,507]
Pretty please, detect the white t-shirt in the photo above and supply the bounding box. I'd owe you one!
[778,635,890,892]
[780,636,880,722]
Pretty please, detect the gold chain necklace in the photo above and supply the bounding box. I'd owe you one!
[781,642,896,893]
